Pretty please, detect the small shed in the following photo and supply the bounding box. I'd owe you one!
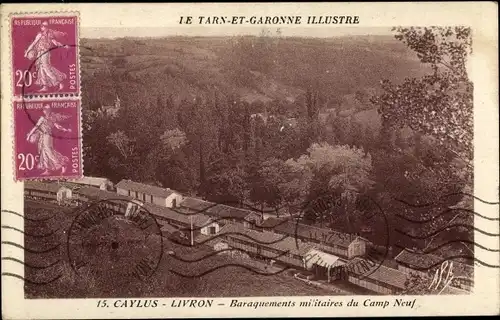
[25,181,72,204]
[56,186,72,203]
[303,248,346,282]
[68,176,113,190]
[116,180,183,208]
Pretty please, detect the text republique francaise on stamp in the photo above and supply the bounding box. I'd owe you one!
[11,15,80,97]
[10,13,82,181]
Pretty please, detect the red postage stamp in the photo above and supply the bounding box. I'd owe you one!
[13,99,83,181]
[11,15,80,97]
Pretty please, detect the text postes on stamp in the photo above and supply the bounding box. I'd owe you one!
[11,15,80,97]
[14,99,83,180]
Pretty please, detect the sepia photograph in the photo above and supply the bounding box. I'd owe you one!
[1,2,498,319]
[22,25,475,298]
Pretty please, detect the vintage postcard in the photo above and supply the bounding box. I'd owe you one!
[1,2,498,319]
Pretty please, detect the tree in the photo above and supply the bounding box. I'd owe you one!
[248,158,288,214]
[160,129,188,152]
[205,166,248,204]
[82,108,123,181]
[295,143,374,192]
[279,157,313,213]
[394,128,408,151]
[350,120,365,149]
[371,27,473,234]
[330,115,353,146]
[371,27,473,165]
[176,96,220,195]
[284,143,375,222]
[107,130,135,159]
[156,152,195,193]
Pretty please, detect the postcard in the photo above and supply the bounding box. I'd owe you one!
[1,2,498,319]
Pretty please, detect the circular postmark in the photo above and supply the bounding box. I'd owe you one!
[66,199,163,283]
[297,190,390,281]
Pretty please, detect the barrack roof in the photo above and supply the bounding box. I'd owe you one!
[116,179,180,199]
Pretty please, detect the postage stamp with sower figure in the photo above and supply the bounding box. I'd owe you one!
[14,99,83,180]
[11,14,80,97]
[10,12,83,181]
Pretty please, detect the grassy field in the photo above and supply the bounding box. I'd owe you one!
[24,199,334,298]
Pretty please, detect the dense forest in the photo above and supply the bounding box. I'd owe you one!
[80,28,473,267]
